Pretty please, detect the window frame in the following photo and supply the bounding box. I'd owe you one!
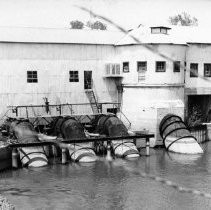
[173,61,180,72]
[137,61,147,72]
[190,63,198,78]
[123,62,129,73]
[204,63,211,77]
[27,71,38,83]
[69,71,79,82]
[155,61,166,72]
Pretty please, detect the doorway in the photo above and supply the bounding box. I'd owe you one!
[84,71,92,90]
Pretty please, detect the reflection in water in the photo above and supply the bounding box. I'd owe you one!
[0,143,211,209]
[166,151,203,165]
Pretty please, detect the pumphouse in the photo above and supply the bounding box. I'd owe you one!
[1,25,211,146]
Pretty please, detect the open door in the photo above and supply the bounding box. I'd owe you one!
[84,71,92,89]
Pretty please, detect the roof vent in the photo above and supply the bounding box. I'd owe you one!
[150,26,171,35]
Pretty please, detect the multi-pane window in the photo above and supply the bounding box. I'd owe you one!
[137,61,147,72]
[69,71,79,82]
[190,63,198,77]
[173,61,180,72]
[123,62,129,72]
[156,61,166,72]
[27,71,38,83]
[204,64,211,77]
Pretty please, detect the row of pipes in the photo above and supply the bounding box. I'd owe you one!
[3,113,204,169]
[3,114,145,168]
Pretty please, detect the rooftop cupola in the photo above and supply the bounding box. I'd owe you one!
[150,26,171,35]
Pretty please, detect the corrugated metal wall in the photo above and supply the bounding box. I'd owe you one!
[0,43,118,116]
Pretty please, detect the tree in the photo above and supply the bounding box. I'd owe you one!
[169,12,198,26]
[70,20,84,29]
[186,104,203,127]
[87,21,107,30]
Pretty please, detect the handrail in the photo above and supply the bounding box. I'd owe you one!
[7,102,121,118]
[0,108,13,123]
[8,133,154,148]
[113,103,132,129]
[8,102,120,109]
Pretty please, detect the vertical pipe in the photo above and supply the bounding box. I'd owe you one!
[59,105,62,115]
[52,145,58,157]
[26,107,29,118]
[12,148,18,168]
[62,148,67,164]
[133,138,137,146]
[106,141,112,161]
[71,105,73,115]
[146,137,150,156]
[44,146,50,157]
[200,130,202,143]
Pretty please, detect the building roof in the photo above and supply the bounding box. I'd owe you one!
[177,27,211,44]
[150,26,172,30]
[116,25,211,46]
[0,25,210,46]
[116,25,187,45]
[0,26,125,45]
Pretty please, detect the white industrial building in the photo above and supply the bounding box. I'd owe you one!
[0,25,211,145]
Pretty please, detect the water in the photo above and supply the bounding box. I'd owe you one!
[1,143,211,210]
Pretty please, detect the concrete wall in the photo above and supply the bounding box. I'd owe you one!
[0,43,118,116]
[121,86,184,143]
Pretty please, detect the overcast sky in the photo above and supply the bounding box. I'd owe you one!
[0,0,210,30]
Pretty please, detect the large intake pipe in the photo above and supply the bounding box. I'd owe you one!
[6,118,48,167]
[159,114,203,154]
[94,114,139,158]
[51,116,97,162]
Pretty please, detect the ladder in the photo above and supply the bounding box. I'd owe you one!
[85,89,100,114]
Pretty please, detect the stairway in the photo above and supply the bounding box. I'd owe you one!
[85,89,100,114]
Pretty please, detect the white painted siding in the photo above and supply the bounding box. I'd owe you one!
[121,86,184,146]
[116,44,186,85]
[186,44,211,93]
[121,87,184,131]
[0,43,118,115]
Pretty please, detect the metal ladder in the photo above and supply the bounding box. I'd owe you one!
[85,89,100,114]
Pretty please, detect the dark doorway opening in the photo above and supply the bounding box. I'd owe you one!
[107,108,118,115]
[187,95,211,125]
[84,71,92,90]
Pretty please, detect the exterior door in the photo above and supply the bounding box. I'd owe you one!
[84,71,92,89]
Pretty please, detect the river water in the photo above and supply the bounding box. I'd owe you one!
[0,142,211,210]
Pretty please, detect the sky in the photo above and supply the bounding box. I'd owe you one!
[0,0,210,31]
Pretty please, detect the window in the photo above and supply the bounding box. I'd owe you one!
[123,62,129,73]
[137,62,147,72]
[190,63,198,77]
[107,108,118,114]
[204,64,211,77]
[27,71,38,83]
[173,61,180,72]
[69,71,79,82]
[156,61,166,72]
[150,27,171,34]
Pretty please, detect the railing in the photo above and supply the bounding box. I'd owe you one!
[7,102,121,118]
[111,103,131,130]
[9,133,154,167]
[189,124,207,144]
